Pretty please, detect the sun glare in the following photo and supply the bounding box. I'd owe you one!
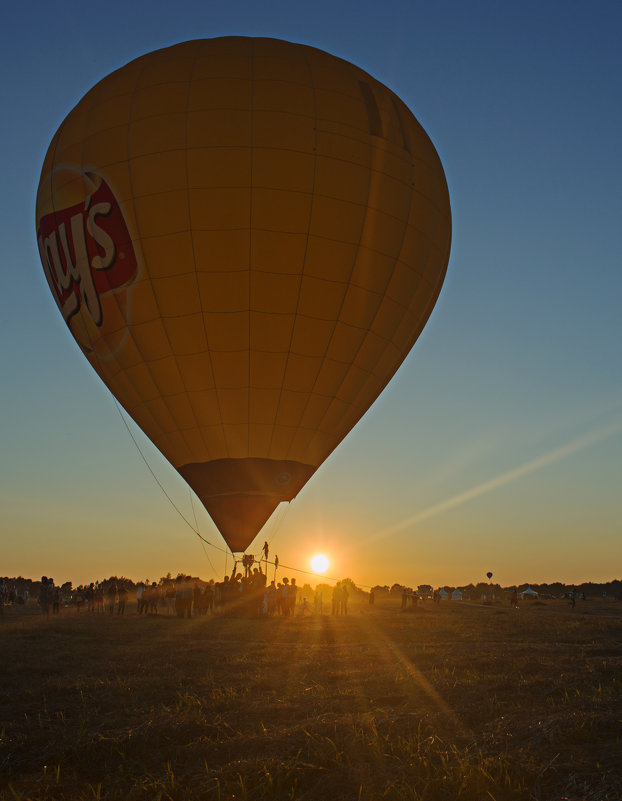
[310,553,330,574]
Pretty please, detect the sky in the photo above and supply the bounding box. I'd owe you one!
[1,0,620,589]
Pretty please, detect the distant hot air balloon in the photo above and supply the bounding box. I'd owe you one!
[36,37,451,553]
[487,572,493,581]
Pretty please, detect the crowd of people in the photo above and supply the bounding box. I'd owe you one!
[0,580,29,609]
[6,565,350,619]
[4,575,618,619]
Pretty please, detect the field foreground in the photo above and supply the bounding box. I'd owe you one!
[1,599,621,800]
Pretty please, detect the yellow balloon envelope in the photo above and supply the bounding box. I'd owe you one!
[36,37,451,552]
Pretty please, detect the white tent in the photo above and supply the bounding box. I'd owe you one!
[438,588,449,600]
[520,586,538,599]
[451,589,462,601]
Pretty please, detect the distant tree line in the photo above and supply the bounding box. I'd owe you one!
[372,579,622,600]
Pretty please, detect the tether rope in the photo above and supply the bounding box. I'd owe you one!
[113,399,230,558]
[189,490,219,577]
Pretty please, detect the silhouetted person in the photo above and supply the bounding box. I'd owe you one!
[118,584,128,614]
[280,578,290,616]
[136,582,145,614]
[39,576,50,616]
[107,583,117,614]
[175,577,184,617]
[289,578,298,615]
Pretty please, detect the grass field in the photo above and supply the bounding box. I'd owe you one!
[1,597,621,800]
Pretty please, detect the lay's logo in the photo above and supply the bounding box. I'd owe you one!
[37,172,137,328]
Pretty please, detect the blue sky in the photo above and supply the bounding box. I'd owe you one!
[1,0,620,588]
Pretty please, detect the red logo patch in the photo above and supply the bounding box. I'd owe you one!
[37,176,137,327]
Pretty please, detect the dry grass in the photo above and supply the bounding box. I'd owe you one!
[1,598,621,800]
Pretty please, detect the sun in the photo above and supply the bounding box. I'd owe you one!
[310,553,330,574]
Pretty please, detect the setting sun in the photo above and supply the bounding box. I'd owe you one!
[310,554,330,574]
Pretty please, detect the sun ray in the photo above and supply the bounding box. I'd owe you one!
[368,416,622,544]
[354,613,473,738]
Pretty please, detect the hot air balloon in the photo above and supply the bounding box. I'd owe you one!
[36,37,451,553]
[487,572,493,581]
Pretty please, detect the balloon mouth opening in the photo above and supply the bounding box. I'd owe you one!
[179,457,315,553]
